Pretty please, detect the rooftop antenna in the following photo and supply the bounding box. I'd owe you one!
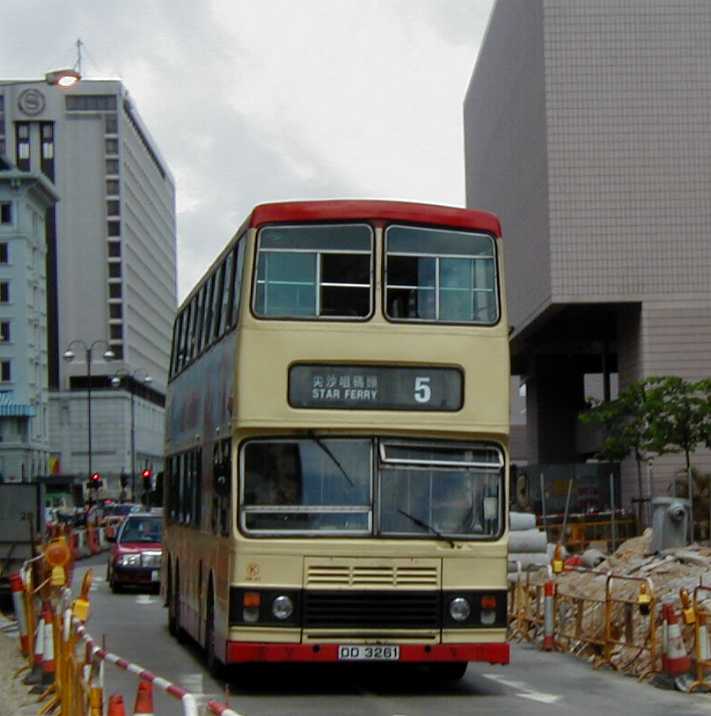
[75,38,84,76]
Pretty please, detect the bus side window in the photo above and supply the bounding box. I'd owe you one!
[220,439,231,536]
[226,241,245,329]
[202,273,216,351]
[218,252,234,337]
[212,261,226,343]
[211,438,231,536]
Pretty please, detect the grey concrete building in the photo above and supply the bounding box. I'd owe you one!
[0,158,58,482]
[464,0,711,505]
[0,77,176,493]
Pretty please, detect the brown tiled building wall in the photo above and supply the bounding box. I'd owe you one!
[465,0,711,504]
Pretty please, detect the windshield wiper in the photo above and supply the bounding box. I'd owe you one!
[307,431,354,487]
[397,509,455,548]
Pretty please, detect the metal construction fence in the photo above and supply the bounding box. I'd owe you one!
[508,563,711,691]
[7,532,243,716]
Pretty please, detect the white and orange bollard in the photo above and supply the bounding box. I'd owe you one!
[543,573,556,651]
[133,680,155,716]
[22,607,45,686]
[30,602,56,694]
[9,572,30,657]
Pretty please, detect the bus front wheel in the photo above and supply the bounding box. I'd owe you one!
[205,585,224,679]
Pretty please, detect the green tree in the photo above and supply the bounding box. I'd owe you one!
[644,377,711,471]
[579,380,655,523]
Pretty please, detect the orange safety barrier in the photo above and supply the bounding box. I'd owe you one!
[689,584,711,692]
[600,574,658,678]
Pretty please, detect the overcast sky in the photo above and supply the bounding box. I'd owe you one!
[2,1,494,301]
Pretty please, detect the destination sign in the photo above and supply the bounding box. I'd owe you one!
[288,364,463,411]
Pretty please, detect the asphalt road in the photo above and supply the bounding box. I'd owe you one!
[78,555,711,716]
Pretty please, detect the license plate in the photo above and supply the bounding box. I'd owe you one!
[338,645,400,661]
[151,570,159,582]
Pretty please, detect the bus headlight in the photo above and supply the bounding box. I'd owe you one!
[272,595,294,620]
[449,597,471,622]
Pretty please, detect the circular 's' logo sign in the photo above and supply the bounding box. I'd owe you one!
[17,88,46,116]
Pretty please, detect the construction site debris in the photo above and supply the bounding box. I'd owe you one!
[508,527,711,689]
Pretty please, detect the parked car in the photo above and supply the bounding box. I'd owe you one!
[107,512,163,593]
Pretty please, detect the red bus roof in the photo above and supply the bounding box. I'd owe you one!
[249,200,501,237]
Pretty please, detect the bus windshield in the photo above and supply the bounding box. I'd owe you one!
[240,438,503,538]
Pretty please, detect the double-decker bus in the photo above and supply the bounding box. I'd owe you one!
[163,200,510,680]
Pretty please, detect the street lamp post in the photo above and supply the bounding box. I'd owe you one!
[63,340,114,497]
[111,370,152,502]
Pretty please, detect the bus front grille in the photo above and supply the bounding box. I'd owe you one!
[305,563,439,588]
[303,590,442,629]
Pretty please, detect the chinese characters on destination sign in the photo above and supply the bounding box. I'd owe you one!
[289,365,463,411]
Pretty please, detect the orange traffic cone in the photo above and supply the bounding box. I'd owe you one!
[133,680,154,716]
[30,603,55,694]
[655,601,693,691]
[108,693,127,716]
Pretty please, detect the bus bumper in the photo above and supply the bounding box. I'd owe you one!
[226,642,509,665]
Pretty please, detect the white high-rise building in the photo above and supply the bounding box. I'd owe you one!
[0,77,177,495]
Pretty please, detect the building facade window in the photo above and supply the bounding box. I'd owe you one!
[105,114,118,134]
[65,95,117,112]
[15,123,30,171]
[108,241,121,257]
[105,138,119,155]
[109,303,122,319]
[0,243,7,263]
[0,360,10,382]
[0,281,9,303]
[106,159,119,175]
[106,179,119,195]
[0,94,5,156]
[0,321,9,342]
[0,204,10,225]
[40,122,55,181]
[108,262,122,278]
[106,200,120,217]
[108,283,122,299]
[107,221,121,237]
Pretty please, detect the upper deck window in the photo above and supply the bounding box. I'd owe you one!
[253,224,373,319]
[385,226,499,324]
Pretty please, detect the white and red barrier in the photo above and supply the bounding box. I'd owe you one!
[75,621,200,716]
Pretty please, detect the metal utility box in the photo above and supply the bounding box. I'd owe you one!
[651,497,690,552]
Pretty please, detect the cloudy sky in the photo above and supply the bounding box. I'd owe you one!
[3,1,494,301]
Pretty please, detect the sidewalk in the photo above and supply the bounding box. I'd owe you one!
[0,614,36,716]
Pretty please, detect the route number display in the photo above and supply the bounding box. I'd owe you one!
[289,364,463,411]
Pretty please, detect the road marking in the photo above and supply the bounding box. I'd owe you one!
[135,595,157,605]
[481,674,561,704]
[179,673,204,693]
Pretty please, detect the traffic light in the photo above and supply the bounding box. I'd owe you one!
[141,468,152,491]
[87,472,103,489]
[119,472,129,488]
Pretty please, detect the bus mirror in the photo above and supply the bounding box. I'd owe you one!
[214,472,229,497]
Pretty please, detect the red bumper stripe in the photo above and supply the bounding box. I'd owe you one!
[227,642,509,665]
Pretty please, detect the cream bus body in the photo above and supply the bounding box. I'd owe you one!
[163,200,510,675]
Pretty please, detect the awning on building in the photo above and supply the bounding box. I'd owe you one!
[0,403,36,417]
